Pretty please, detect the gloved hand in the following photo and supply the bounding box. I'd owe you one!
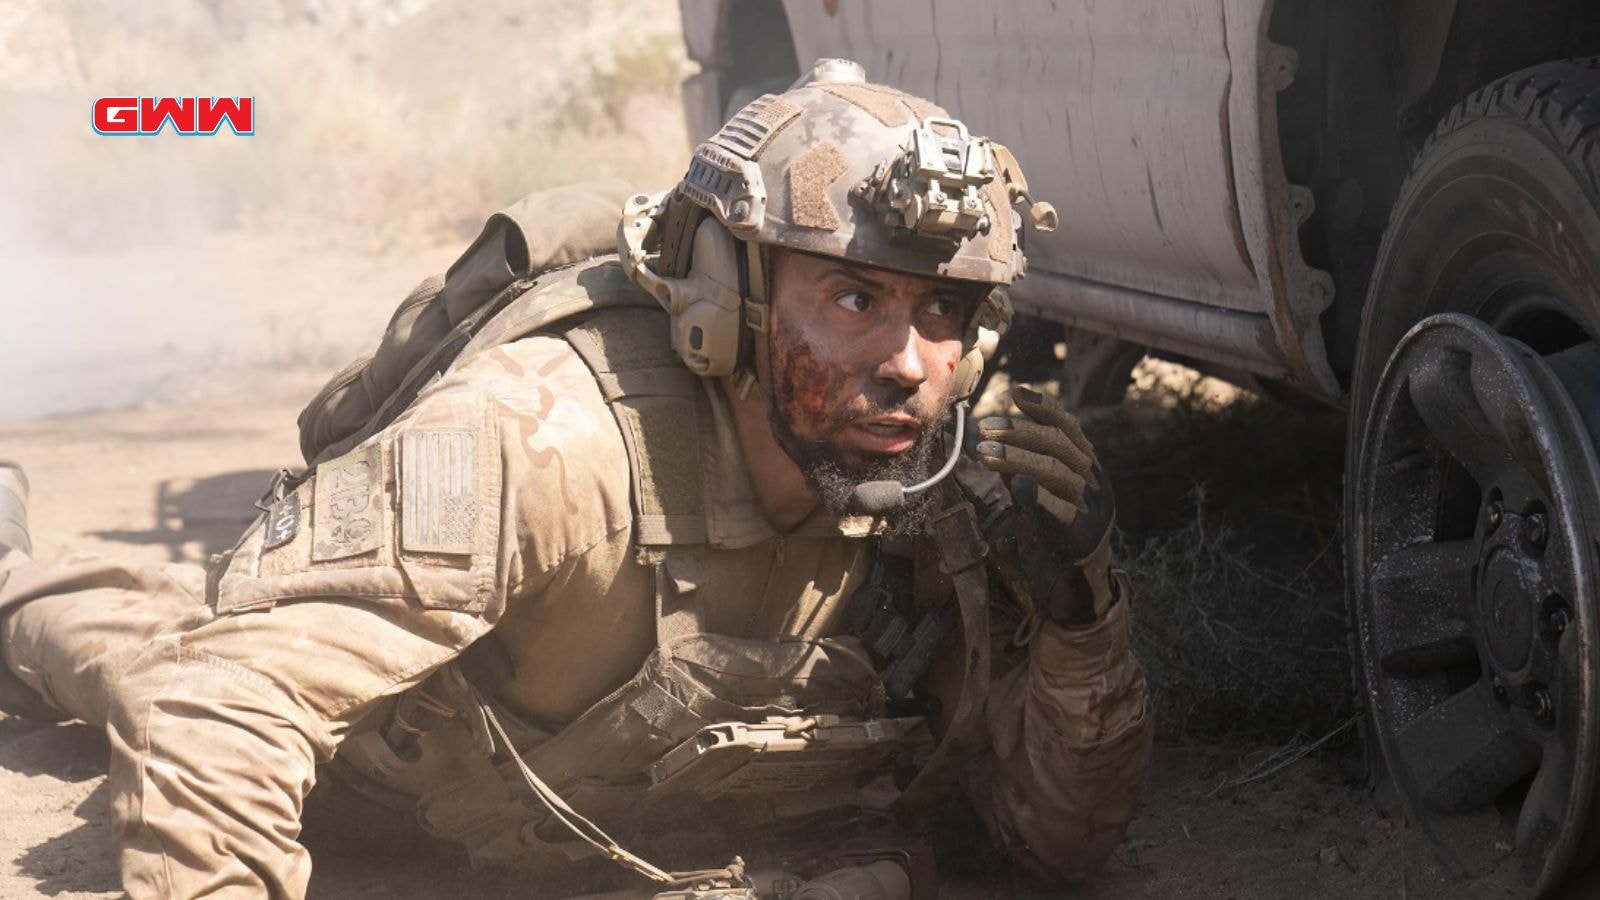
[974,387,1118,628]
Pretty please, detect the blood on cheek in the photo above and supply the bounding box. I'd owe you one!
[775,340,847,435]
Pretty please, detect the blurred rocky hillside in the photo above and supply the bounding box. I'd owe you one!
[0,0,690,249]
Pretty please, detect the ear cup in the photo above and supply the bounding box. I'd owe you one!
[618,195,754,378]
[954,345,986,399]
[953,324,1000,399]
[667,218,747,376]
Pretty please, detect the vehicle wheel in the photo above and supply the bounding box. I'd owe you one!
[1348,59,1600,895]
[1058,326,1144,408]
[971,319,1143,409]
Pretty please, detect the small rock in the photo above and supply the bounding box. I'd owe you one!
[1318,845,1344,867]
[1494,840,1514,854]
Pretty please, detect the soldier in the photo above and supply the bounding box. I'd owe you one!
[0,60,1150,899]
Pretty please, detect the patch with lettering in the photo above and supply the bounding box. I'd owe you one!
[262,491,301,551]
[400,429,478,555]
[312,444,385,561]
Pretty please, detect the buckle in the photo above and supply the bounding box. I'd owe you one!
[253,468,305,512]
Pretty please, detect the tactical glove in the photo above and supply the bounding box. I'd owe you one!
[974,387,1118,628]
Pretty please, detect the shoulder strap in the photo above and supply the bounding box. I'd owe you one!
[894,488,993,818]
[551,300,711,652]
[554,303,708,551]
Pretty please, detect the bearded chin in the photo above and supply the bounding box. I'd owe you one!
[767,403,950,536]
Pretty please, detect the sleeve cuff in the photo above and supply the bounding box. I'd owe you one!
[1026,582,1134,681]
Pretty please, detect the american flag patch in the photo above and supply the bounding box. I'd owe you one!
[400,430,477,555]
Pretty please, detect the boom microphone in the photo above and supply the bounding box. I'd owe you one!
[847,400,968,516]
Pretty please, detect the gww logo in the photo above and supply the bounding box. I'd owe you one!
[93,97,254,135]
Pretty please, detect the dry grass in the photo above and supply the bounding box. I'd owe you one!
[1009,361,1356,745]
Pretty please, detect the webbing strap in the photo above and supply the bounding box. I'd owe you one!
[560,308,709,549]
[893,493,992,818]
[543,298,712,655]
[654,558,705,654]
[477,696,745,888]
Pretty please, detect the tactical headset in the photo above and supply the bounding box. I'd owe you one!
[618,191,1014,401]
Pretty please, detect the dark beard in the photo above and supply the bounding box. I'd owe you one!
[767,400,950,536]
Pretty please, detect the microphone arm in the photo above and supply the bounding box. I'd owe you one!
[848,400,969,516]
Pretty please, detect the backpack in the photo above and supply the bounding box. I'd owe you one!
[295,179,642,466]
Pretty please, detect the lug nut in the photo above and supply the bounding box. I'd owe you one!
[1492,676,1508,703]
[1486,501,1504,533]
[1527,512,1549,551]
[1536,690,1554,723]
[1549,607,1572,636]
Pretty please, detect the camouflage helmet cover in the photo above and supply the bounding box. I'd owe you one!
[679,59,1038,290]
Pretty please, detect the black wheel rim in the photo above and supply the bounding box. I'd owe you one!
[1354,312,1600,893]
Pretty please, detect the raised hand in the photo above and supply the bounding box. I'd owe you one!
[975,387,1117,627]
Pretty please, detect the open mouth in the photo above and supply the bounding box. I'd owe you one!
[845,419,921,454]
[860,422,915,436]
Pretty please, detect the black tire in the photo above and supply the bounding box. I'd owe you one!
[1350,58,1600,410]
[1348,58,1600,895]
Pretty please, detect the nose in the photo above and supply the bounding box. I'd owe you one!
[873,323,930,390]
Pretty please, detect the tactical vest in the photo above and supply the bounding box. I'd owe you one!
[309,183,994,875]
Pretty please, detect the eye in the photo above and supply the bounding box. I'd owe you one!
[926,296,959,318]
[834,291,872,313]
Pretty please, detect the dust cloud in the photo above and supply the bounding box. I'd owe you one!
[0,0,689,420]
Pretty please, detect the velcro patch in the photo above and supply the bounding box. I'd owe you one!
[312,444,385,561]
[788,142,850,230]
[812,82,912,127]
[262,492,301,551]
[400,429,478,555]
[710,93,802,159]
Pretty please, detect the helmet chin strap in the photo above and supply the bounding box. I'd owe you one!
[847,400,968,516]
[734,240,769,400]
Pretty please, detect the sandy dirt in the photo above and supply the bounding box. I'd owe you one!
[0,235,1531,900]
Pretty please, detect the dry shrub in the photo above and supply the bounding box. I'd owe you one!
[1077,363,1356,744]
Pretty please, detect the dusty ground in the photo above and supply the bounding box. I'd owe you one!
[0,235,1531,900]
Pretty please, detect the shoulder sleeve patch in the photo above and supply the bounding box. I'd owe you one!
[400,429,478,555]
[312,443,385,562]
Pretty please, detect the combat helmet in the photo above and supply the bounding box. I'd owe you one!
[618,58,1055,399]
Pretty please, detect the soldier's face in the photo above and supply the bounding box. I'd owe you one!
[765,248,975,507]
